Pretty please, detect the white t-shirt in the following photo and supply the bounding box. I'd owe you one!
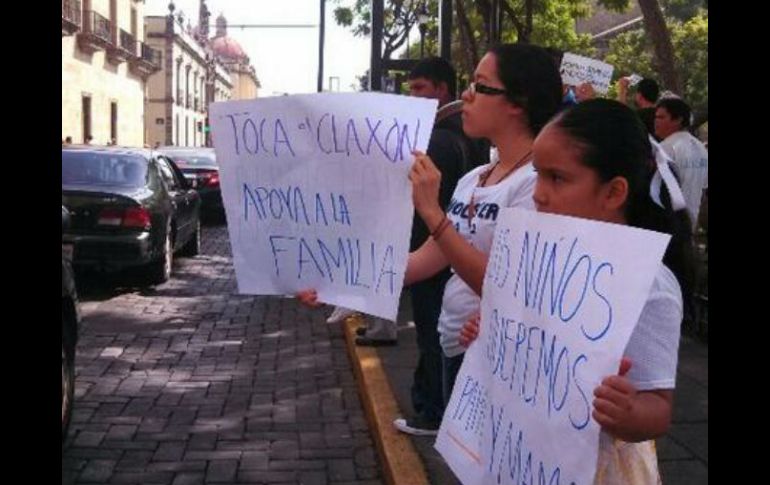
[438,162,537,357]
[623,263,683,391]
[660,131,708,230]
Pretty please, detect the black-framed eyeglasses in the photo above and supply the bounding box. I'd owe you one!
[468,81,507,97]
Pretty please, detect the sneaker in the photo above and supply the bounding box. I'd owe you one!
[326,306,356,324]
[393,417,440,436]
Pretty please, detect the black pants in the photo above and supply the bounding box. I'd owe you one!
[442,351,466,408]
[409,269,451,424]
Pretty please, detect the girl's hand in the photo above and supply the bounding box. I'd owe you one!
[592,358,636,436]
[296,289,322,308]
[459,313,480,348]
[409,151,445,231]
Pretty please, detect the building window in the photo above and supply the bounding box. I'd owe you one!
[82,95,92,144]
[175,115,179,145]
[110,102,118,144]
[185,116,189,146]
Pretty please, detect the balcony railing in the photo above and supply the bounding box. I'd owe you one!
[140,42,161,66]
[62,0,82,35]
[83,10,111,43]
[129,41,162,78]
[77,10,112,54]
[107,28,137,64]
[119,29,136,56]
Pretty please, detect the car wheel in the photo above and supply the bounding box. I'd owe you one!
[62,318,75,442]
[149,228,173,284]
[179,219,200,257]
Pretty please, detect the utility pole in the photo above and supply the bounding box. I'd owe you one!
[318,0,326,92]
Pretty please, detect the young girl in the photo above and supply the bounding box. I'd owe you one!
[460,98,694,483]
[301,44,563,432]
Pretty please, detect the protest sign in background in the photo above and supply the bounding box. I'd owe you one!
[560,53,615,94]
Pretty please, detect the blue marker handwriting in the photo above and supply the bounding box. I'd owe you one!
[243,183,352,227]
[222,111,422,163]
[486,230,615,342]
[486,403,577,485]
[268,235,397,295]
[481,308,591,431]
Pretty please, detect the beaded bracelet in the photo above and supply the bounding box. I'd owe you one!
[431,216,452,241]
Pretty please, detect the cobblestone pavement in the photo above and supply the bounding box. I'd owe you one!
[62,223,383,485]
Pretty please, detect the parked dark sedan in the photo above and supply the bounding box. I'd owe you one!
[158,147,223,217]
[62,146,201,284]
[62,206,80,442]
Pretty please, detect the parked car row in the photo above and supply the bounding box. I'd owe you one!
[157,147,223,219]
[61,145,203,284]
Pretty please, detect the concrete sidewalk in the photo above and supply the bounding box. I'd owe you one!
[371,295,708,485]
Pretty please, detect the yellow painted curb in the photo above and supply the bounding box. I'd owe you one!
[343,315,430,485]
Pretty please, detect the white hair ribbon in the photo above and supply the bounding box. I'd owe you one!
[649,136,687,211]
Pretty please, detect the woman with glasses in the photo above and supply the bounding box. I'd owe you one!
[300,43,562,419]
[404,43,563,407]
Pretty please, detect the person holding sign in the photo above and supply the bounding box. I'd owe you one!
[617,76,660,140]
[459,99,694,483]
[298,43,562,433]
[405,43,563,415]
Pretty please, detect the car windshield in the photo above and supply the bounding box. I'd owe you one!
[62,151,148,188]
[160,150,216,168]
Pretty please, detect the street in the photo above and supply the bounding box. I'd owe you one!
[62,222,383,485]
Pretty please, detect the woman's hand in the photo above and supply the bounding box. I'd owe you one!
[296,289,322,308]
[459,313,480,348]
[409,151,445,231]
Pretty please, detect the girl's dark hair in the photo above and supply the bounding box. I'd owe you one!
[553,99,695,300]
[489,43,563,136]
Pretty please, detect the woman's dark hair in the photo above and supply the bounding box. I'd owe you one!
[552,98,695,301]
[489,43,563,136]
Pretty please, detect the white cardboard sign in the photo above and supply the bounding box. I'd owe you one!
[209,93,438,321]
[560,53,615,94]
[435,208,670,485]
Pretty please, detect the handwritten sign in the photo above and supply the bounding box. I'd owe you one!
[435,208,670,485]
[628,73,643,87]
[560,53,615,94]
[209,93,437,321]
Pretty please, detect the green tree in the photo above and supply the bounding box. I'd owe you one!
[660,0,707,21]
[332,0,421,61]
[605,10,707,124]
[334,0,599,85]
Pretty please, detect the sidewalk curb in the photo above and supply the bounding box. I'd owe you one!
[343,315,430,485]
